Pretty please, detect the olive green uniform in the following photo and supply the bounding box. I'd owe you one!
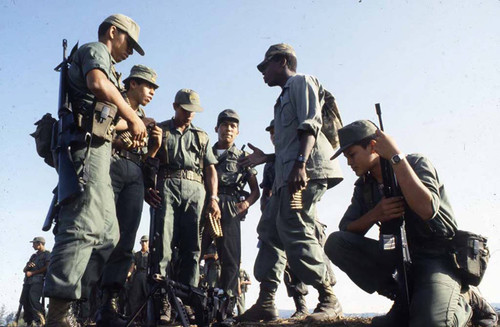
[237,268,251,315]
[153,119,217,286]
[254,74,343,291]
[21,250,51,324]
[44,42,120,300]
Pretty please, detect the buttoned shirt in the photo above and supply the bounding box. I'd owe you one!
[213,143,256,195]
[24,250,51,285]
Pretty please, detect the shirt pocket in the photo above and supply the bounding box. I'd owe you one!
[280,95,296,127]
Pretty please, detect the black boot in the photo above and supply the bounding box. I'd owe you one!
[95,289,127,327]
[235,284,279,322]
[46,298,81,327]
[305,283,342,322]
[159,295,171,325]
[370,299,407,327]
[290,294,309,319]
[466,286,498,327]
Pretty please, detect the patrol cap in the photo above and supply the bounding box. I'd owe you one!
[330,120,378,160]
[217,109,240,126]
[265,119,274,132]
[123,65,159,88]
[102,14,145,56]
[174,89,204,112]
[257,43,296,72]
[30,236,46,244]
[140,235,149,242]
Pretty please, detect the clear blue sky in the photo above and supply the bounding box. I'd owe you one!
[0,0,499,314]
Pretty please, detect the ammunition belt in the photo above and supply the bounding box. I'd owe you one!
[159,167,203,184]
[117,149,143,166]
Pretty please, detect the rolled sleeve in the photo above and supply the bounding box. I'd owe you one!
[80,43,113,79]
[204,138,218,167]
[290,75,323,137]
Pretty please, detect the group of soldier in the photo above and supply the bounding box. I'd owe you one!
[23,12,499,327]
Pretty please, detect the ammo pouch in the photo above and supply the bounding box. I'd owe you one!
[91,101,117,142]
[450,230,489,286]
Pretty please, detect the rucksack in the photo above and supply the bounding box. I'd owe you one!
[31,113,57,167]
[321,89,343,150]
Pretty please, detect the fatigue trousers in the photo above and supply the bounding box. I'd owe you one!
[325,231,472,327]
[284,219,336,297]
[101,155,144,290]
[45,141,119,300]
[154,177,205,287]
[21,282,44,324]
[128,270,148,318]
[254,181,329,292]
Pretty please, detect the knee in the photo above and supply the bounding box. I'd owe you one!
[324,231,345,264]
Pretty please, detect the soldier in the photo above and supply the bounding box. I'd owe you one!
[202,242,221,288]
[44,14,148,327]
[325,120,498,327]
[236,267,251,315]
[237,43,343,323]
[127,235,150,323]
[96,64,161,325]
[21,237,50,326]
[205,109,259,316]
[144,89,221,288]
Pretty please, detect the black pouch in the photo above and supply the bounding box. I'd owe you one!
[31,113,57,167]
[450,230,489,286]
[91,101,117,142]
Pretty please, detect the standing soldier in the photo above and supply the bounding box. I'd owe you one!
[207,109,260,316]
[236,267,251,315]
[96,64,161,325]
[202,242,221,288]
[144,89,221,288]
[127,235,150,323]
[21,237,50,326]
[237,43,343,323]
[44,14,148,327]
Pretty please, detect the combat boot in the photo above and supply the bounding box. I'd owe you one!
[465,286,498,327]
[370,299,407,327]
[235,284,279,322]
[290,293,309,319]
[95,289,127,327]
[159,295,171,325]
[305,283,342,322]
[46,298,80,327]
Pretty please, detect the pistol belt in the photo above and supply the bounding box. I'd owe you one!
[116,149,142,166]
[159,167,203,184]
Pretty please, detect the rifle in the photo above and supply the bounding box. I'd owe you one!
[42,39,80,232]
[375,103,412,313]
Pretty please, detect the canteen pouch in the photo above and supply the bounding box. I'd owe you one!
[91,101,117,142]
[450,230,489,286]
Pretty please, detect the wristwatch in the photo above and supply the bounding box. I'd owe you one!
[390,153,406,165]
[296,154,306,164]
[210,195,220,202]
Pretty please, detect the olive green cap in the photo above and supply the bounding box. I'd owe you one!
[123,65,159,88]
[102,14,145,56]
[257,43,296,72]
[174,89,203,112]
[265,119,274,131]
[30,236,46,244]
[217,109,240,126]
[330,120,378,160]
[140,235,149,242]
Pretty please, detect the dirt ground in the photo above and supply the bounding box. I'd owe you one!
[234,316,372,327]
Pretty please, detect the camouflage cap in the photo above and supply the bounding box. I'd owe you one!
[330,120,378,160]
[30,236,46,244]
[123,65,159,88]
[265,119,274,132]
[140,235,149,242]
[174,89,203,112]
[257,43,296,72]
[102,14,145,56]
[217,109,240,126]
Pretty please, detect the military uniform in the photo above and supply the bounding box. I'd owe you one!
[128,248,149,317]
[21,242,50,325]
[236,268,251,315]
[151,91,217,286]
[326,154,472,326]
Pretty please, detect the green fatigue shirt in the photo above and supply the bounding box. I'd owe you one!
[213,143,257,197]
[338,154,458,249]
[156,119,217,175]
[273,74,342,191]
[24,250,51,285]
[133,250,149,272]
[68,41,122,110]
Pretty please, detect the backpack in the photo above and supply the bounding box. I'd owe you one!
[320,89,343,150]
[30,113,57,167]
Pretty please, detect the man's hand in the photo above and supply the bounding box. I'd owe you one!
[374,129,401,160]
[235,200,250,215]
[287,161,308,195]
[373,196,405,223]
[148,125,163,152]
[238,143,267,168]
[206,199,221,220]
[127,114,148,143]
[145,187,162,208]
[26,271,34,278]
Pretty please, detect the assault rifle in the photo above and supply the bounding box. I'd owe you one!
[42,39,80,232]
[375,103,412,314]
